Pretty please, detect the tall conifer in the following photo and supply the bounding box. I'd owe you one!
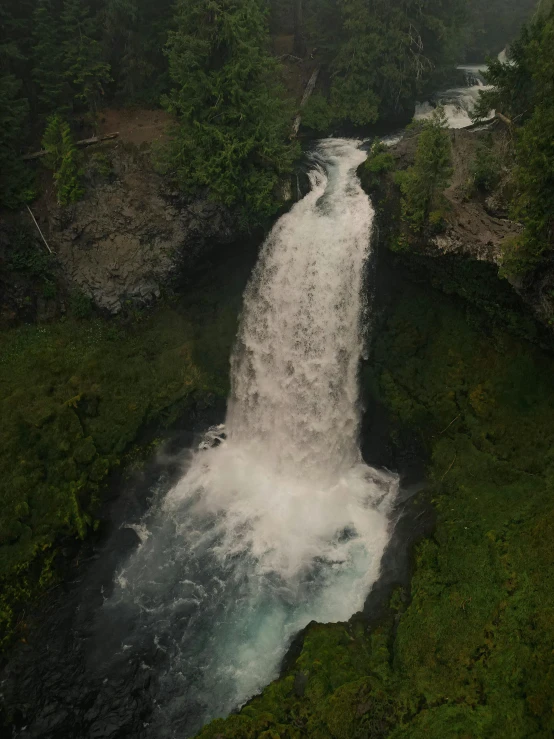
[61,0,111,116]
[163,0,298,223]
[0,2,33,207]
[32,0,67,113]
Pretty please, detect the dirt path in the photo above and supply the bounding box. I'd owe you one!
[97,109,173,146]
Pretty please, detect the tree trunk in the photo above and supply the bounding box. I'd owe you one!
[292,66,321,136]
[495,111,513,127]
[23,132,120,161]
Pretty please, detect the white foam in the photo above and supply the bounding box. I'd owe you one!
[415,62,493,128]
[106,139,398,733]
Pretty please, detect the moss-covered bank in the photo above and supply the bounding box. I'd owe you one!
[0,241,257,652]
[196,254,554,737]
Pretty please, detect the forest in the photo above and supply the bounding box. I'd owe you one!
[474,2,554,275]
[0,0,554,739]
[0,0,540,221]
[2,0,554,736]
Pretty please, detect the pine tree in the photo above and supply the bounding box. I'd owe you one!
[61,0,111,118]
[103,0,173,104]
[399,108,453,233]
[304,0,469,126]
[42,114,84,205]
[0,73,33,208]
[500,8,554,274]
[0,2,33,208]
[32,0,67,113]
[163,0,298,224]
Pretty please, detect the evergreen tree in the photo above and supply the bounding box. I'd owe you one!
[0,0,35,81]
[0,2,33,208]
[103,0,173,104]
[506,9,554,274]
[0,73,33,208]
[42,114,84,205]
[473,6,554,275]
[163,0,298,224]
[473,18,545,124]
[399,108,452,233]
[61,0,111,117]
[304,0,469,126]
[32,0,67,113]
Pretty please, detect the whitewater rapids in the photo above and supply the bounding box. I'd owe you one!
[414,49,509,129]
[102,139,398,737]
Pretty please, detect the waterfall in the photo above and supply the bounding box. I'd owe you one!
[101,139,398,737]
[228,139,377,476]
[415,63,493,129]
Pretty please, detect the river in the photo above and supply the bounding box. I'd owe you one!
[413,49,508,129]
[96,139,397,737]
[2,72,489,738]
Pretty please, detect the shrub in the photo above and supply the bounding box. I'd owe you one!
[69,290,93,319]
[471,138,501,193]
[361,141,396,193]
[42,115,85,205]
[88,151,113,179]
[301,93,335,133]
[399,107,452,234]
[428,209,447,234]
[367,145,395,175]
[5,223,55,283]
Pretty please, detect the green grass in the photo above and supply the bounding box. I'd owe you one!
[196,279,554,738]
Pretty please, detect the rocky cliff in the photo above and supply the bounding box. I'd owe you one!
[47,143,238,314]
[369,126,554,330]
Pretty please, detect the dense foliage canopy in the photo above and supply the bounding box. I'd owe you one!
[161,0,298,225]
[303,0,469,127]
[475,4,554,275]
[0,0,539,212]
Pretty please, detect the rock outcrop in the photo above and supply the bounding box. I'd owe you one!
[374,127,554,329]
[48,144,238,313]
[389,127,521,263]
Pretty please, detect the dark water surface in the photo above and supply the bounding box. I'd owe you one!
[0,406,429,739]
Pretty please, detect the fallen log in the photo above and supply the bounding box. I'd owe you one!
[279,54,303,63]
[495,111,513,127]
[292,66,321,137]
[23,132,120,161]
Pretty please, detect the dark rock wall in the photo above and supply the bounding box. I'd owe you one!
[48,145,238,314]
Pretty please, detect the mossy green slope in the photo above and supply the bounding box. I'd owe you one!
[0,248,252,651]
[197,279,554,738]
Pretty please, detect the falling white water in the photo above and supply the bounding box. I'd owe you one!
[415,64,493,129]
[101,139,398,737]
[227,139,377,476]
